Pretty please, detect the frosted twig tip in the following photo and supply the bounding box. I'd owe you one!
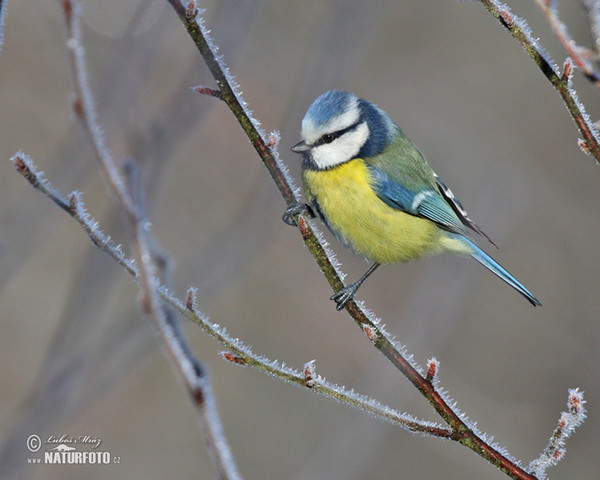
[567,387,585,417]
[12,153,27,174]
[12,152,39,187]
[185,1,198,21]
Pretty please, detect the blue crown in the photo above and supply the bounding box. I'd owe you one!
[304,90,398,158]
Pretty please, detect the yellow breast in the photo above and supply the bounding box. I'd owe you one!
[303,159,443,264]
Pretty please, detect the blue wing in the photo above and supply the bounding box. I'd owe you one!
[367,164,540,305]
[368,165,474,239]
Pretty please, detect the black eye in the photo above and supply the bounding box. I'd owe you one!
[322,133,335,144]
[315,122,361,147]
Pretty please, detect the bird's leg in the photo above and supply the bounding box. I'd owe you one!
[282,202,314,227]
[331,263,380,311]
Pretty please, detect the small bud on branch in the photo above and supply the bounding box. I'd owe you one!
[500,9,514,28]
[362,324,377,342]
[193,85,223,99]
[426,358,439,383]
[185,1,198,21]
[303,360,317,388]
[220,351,247,366]
[186,287,198,311]
[562,57,573,83]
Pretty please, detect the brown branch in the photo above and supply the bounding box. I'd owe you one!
[0,0,6,53]
[534,0,600,89]
[581,0,600,58]
[12,152,447,439]
[61,2,243,479]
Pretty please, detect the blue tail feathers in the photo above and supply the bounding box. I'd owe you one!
[463,238,541,307]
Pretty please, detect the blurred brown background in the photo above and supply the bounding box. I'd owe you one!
[1,1,598,479]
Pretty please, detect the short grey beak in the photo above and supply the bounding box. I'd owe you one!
[291,140,309,153]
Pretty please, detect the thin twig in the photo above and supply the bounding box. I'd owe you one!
[476,0,600,161]
[581,0,600,59]
[11,152,449,439]
[0,0,6,53]
[527,388,586,479]
[61,2,243,479]
[534,0,600,89]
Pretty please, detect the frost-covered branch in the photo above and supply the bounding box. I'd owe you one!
[11,152,448,439]
[166,1,300,206]
[61,2,242,478]
[581,0,600,60]
[534,0,600,89]
[475,0,600,161]
[0,0,6,54]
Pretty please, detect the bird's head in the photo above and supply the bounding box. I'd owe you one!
[292,90,398,170]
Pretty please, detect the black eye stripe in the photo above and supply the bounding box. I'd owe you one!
[312,120,362,147]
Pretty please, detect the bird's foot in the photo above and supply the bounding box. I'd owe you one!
[330,283,360,311]
[282,202,313,227]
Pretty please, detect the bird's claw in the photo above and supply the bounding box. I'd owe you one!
[282,202,312,227]
[330,283,359,311]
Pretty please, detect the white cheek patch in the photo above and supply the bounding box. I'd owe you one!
[311,122,370,169]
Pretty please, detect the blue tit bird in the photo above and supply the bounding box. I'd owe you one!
[284,89,541,310]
